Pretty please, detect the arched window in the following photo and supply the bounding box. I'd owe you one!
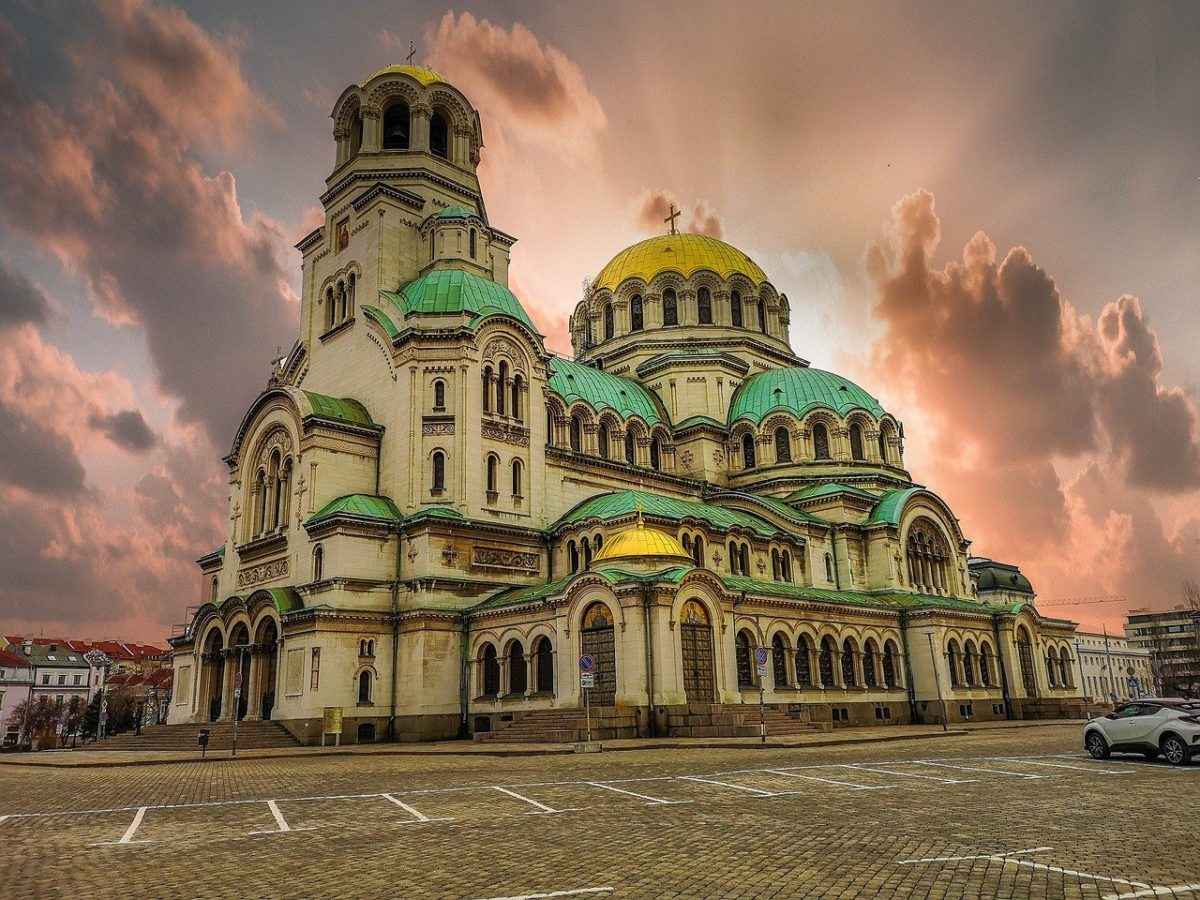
[496,361,508,416]
[878,430,888,462]
[336,280,347,323]
[253,468,267,536]
[842,639,858,687]
[433,379,446,411]
[1058,649,1071,687]
[906,518,951,594]
[818,637,835,686]
[795,637,813,686]
[863,641,878,687]
[210,576,218,603]
[312,545,323,582]
[347,273,355,316]
[740,543,750,575]
[482,366,493,413]
[963,641,978,687]
[511,374,523,421]
[382,101,410,150]
[511,459,522,497]
[774,427,791,462]
[649,436,662,470]
[431,451,446,492]
[486,455,498,495]
[736,631,754,687]
[780,550,792,582]
[1047,647,1059,687]
[697,287,713,324]
[849,423,865,461]
[756,299,768,334]
[603,303,614,340]
[350,111,363,157]
[979,643,993,686]
[771,548,780,580]
[545,404,556,445]
[883,641,899,688]
[430,231,436,262]
[597,421,611,459]
[481,644,500,696]
[624,430,636,464]
[630,295,644,331]
[772,633,789,687]
[568,540,579,573]
[324,287,335,331]
[469,228,477,259]
[824,552,833,583]
[728,540,740,575]
[582,536,592,568]
[662,288,678,326]
[535,637,553,693]
[508,641,527,695]
[741,432,756,469]
[948,640,962,687]
[731,291,743,327]
[569,414,583,452]
[813,422,831,460]
[430,111,449,158]
[358,670,372,703]
[690,534,704,567]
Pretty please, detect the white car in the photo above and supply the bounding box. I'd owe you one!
[1084,698,1200,765]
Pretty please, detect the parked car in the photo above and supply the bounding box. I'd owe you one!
[1084,698,1200,765]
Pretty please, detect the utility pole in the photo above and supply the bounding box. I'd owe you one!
[926,631,948,731]
[1103,626,1119,703]
[231,644,248,756]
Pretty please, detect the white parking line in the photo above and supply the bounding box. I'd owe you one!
[1102,883,1200,899]
[900,847,1153,891]
[915,761,1050,779]
[249,799,315,835]
[381,793,454,824]
[492,786,578,815]
[90,806,151,847]
[473,888,614,900]
[838,764,977,785]
[586,782,689,805]
[761,769,896,791]
[992,758,1129,775]
[680,775,795,797]
[900,846,1053,864]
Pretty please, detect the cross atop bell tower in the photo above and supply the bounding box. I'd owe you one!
[664,204,681,235]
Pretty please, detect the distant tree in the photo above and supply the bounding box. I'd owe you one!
[104,687,137,734]
[10,696,61,749]
[61,695,86,741]
[82,690,102,739]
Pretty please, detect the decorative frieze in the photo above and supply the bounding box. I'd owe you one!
[481,422,530,446]
[422,421,455,436]
[471,547,539,571]
[237,557,289,589]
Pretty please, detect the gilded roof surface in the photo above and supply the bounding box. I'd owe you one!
[729,367,886,425]
[557,490,781,538]
[593,233,769,293]
[362,64,446,87]
[548,357,665,425]
[383,269,536,332]
[593,520,690,563]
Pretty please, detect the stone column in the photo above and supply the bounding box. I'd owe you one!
[361,109,381,152]
[524,653,534,697]
[411,104,431,153]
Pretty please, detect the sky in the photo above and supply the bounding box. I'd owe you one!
[0,0,1197,642]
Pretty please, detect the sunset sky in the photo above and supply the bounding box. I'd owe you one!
[0,0,1197,642]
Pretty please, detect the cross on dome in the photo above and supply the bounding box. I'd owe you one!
[664,204,680,235]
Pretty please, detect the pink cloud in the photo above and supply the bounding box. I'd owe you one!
[635,190,725,239]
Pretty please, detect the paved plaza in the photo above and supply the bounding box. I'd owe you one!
[2,724,1198,899]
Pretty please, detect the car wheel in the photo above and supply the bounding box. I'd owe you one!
[1085,731,1110,760]
[1160,734,1191,766]
[1142,748,1159,761]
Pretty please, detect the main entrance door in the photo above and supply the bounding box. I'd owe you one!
[1017,628,1038,697]
[581,602,616,705]
[680,600,715,702]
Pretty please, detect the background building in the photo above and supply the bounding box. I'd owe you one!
[1074,630,1151,703]
[1125,608,1200,696]
[0,648,34,745]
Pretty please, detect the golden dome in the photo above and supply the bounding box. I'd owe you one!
[593,233,769,293]
[593,518,690,564]
[362,64,447,88]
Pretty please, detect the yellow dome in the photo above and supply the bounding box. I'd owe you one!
[593,519,690,563]
[593,233,769,293]
[362,64,447,88]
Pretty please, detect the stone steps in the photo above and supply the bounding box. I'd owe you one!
[81,721,301,751]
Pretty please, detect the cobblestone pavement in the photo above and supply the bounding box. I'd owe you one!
[2,724,1198,899]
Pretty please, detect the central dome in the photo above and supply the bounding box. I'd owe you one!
[594,233,769,293]
[361,64,446,87]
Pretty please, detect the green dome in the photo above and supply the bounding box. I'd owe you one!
[425,205,479,223]
[381,269,536,333]
[549,358,665,425]
[729,367,886,425]
[970,558,1035,595]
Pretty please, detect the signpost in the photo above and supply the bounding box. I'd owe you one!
[321,706,343,747]
[579,654,595,743]
[755,647,769,743]
[198,729,210,758]
[231,666,244,756]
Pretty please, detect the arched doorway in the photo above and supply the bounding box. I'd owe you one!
[481,644,500,697]
[202,629,224,722]
[1016,626,1038,697]
[679,600,715,702]
[534,637,554,693]
[581,602,616,705]
[228,623,250,721]
[254,618,279,720]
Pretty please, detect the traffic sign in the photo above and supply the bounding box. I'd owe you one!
[580,673,596,689]
[579,654,596,674]
[754,647,769,667]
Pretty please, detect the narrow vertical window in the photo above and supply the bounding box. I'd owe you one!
[624,430,636,464]
[813,423,831,460]
[511,459,523,496]
[731,291,743,327]
[496,361,508,415]
[383,102,410,149]
[511,375,523,421]
[570,414,583,452]
[697,287,713,324]
[742,433,756,468]
[486,455,498,494]
[482,367,492,413]
[598,421,611,459]
[650,436,662,470]
[756,299,768,333]
[433,380,446,410]
[430,111,449,158]
[850,423,865,460]
[662,289,678,326]
[603,303,614,340]
[630,295,644,331]
[469,228,477,259]
[432,451,446,492]
[312,545,323,582]
[774,427,791,462]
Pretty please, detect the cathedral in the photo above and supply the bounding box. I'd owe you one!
[167,63,1085,744]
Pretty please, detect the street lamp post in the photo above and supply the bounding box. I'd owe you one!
[231,644,250,757]
[1074,638,1087,703]
[925,631,948,732]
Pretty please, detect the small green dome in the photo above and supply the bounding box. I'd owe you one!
[385,269,536,333]
[729,367,886,425]
[549,358,665,425]
[426,205,478,223]
[970,558,1035,595]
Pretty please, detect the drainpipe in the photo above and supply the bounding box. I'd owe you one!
[992,614,1014,720]
[643,581,655,738]
[388,525,402,742]
[829,526,842,590]
[898,610,918,723]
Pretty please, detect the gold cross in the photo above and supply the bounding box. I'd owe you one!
[664,204,680,235]
[407,41,416,65]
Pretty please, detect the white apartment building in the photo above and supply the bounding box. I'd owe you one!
[0,648,35,744]
[1075,631,1152,703]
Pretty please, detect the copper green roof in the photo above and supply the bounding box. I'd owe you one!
[864,487,922,526]
[360,305,399,338]
[262,587,304,615]
[381,269,536,332]
[301,392,375,427]
[472,567,690,612]
[788,483,878,503]
[729,367,886,425]
[308,494,402,526]
[556,490,781,538]
[970,558,1035,595]
[674,414,727,432]
[724,578,1015,615]
[426,205,477,222]
[710,491,824,526]
[403,506,466,524]
[548,358,666,426]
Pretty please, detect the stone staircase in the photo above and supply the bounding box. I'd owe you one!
[80,720,301,752]
[473,707,639,743]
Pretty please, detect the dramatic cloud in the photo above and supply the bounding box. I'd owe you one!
[0,0,296,447]
[866,190,1200,613]
[88,409,157,453]
[0,258,52,326]
[0,402,87,496]
[635,190,725,239]
[426,11,606,153]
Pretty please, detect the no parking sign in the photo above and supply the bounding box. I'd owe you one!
[579,654,596,688]
[755,646,769,679]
